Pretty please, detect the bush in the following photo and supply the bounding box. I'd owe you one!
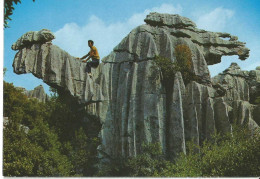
[126,142,170,177]
[174,44,195,84]
[3,82,101,176]
[97,142,170,177]
[152,44,196,85]
[45,91,101,176]
[158,126,260,177]
[254,96,260,104]
[152,56,175,83]
[3,82,73,176]
[97,126,260,177]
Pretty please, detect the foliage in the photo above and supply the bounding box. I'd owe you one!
[44,90,101,176]
[152,44,196,85]
[68,127,100,176]
[126,142,170,177]
[97,142,170,177]
[4,0,36,28]
[152,56,175,84]
[254,96,260,104]
[199,126,260,177]
[4,67,7,76]
[174,44,196,84]
[158,126,260,177]
[3,82,101,176]
[97,126,260,177]
[4,80,259,177]
[3,82,73,176]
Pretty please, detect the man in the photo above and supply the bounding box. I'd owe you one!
[77,40,100,77]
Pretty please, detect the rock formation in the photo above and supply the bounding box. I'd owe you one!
[12,13,258,160]
[25,85,49,103]
[11,29,55,50]
[212,63,260,127]
[16,85,49,103]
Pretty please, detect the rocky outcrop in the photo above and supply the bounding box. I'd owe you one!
[12,29,55,50]
[3,117,29,133]
[212,62,260,104]
[12,13,258,160]
[212,63,260,130]
[25,85,49,103]
[16,85,49,103]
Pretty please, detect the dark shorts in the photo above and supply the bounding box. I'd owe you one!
[85,58,99,73]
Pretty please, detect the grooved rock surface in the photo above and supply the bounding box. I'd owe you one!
[212,63,260,104]
[16,85,49,103]
[12,13,258,160]
[12,29,55,50]
[25,85,49,103]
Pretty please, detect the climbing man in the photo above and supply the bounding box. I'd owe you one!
[77,40,100,77]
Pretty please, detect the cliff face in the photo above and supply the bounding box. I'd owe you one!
[12,13,258,160]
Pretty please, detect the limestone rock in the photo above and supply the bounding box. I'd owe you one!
[213,98,232,134]
[25,85,49,103]
[12,29,55,50]
[3,117,29,133]
[144,12,196,28]
[11,13,258,161]
[212,63,260,104]
[144,13,250,64]
[168,72,186,159]
[16,85,48,102]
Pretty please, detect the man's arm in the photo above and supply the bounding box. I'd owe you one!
[80,52,90,60]
[82,55,91,63]
[82,49,95,62]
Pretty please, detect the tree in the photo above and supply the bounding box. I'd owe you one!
[97,143,170,177]
[3,82,73,176]
[4,67,7,76]
[158,126,260,177]
[44,89,102,176]
[4,0,35,28]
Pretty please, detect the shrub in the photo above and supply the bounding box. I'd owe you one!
[254,96,260,104]
[3,82,73,176]
[152,56,175,84]
[152,44,196,85]
[97,126,260,177]
[174,44,195,84]
[97,142,170,177]
[158,126,260,177]
[126,142,170,177]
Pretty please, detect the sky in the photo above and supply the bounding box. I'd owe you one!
[2,0,260,95]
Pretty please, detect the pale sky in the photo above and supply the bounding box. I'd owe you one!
[3,0,260,94]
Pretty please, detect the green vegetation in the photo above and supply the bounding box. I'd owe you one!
[4,0,36,28]
[3,82,72,176]
[97,142,170,177]
[160,126,260,177]
[4,80,260,177]
[4,67,7,76]
[3,82,101,176]
[254,96,260,104]
[152,44,197,85]
[98,127,260,177]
